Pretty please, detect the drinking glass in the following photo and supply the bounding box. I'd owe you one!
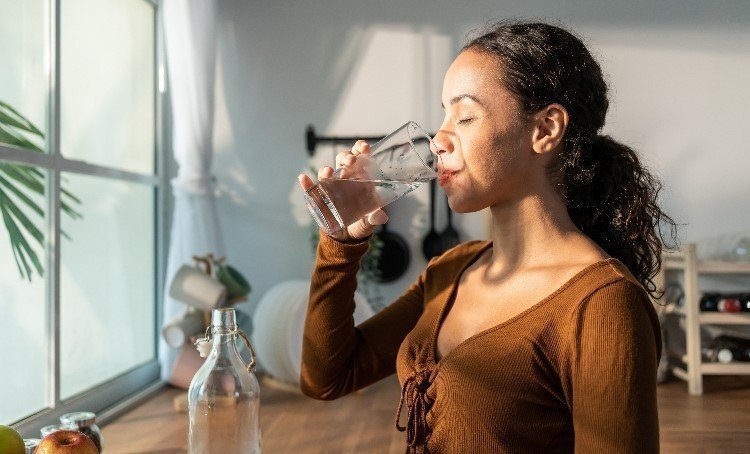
[304,121,438,235]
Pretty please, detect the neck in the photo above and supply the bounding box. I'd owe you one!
[487,184,586,274]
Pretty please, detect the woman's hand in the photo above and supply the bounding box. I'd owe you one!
[298,140,389,242]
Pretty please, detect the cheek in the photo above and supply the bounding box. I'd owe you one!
[471,130,525,186]
[450,130,531,211]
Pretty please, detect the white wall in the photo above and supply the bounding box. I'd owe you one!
[210,0,750,311]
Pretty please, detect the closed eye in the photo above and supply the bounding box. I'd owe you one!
[458,117,475,125]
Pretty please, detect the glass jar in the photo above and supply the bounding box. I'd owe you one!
[59,411,103,452]
[24,438,41,454]
[39,423,77,437]
[188,308,261,453]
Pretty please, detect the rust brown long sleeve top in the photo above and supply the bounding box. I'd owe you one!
[301,235,661,453]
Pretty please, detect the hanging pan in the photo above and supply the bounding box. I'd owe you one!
[373,216,411,283]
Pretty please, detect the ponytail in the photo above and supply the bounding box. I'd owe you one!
[564,135,676,296]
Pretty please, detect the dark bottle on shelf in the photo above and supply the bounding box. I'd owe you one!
[699,293,720,311]
[701,346,734,363]
[718,297,742,313]
[740,293,750,312]
[713,334,750,362]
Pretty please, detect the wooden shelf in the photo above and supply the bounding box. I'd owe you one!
[698,261,750,274]
[663,258,750,274]
[658,243,750,395]
[665,306,750,325]
[701,362,750,375]
[699,312,750,325]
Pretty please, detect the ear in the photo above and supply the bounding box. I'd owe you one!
[531,103,568,154]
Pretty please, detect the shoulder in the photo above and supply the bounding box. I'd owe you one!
[566,268,661,351]
[577,269,653,319]
[557,259,649,314]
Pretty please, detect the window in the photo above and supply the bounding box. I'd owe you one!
[0,0,165,436]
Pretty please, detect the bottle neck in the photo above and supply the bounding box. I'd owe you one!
[211,328,240,353]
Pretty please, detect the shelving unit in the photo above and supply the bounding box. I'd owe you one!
[657,244,750,395]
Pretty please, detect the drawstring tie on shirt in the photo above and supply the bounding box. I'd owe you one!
[396,368,436,453]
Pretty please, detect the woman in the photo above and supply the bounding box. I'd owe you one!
[298,20,676,453]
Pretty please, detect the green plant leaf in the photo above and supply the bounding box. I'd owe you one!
[0,123,44,152]
[2,199,44,278]
[61,186,82,204]
[0,188,44,245]
[1,163,44,195]
[0,174,44,217]
[0,109,43,139]
[0,202,41,280]
[2,207,27,278]
[0,100,43,136]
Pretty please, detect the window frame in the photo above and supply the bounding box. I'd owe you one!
[2,0,167,437]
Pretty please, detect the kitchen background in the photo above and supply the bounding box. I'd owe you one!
[2,0,749,446]
[209,0,750,310]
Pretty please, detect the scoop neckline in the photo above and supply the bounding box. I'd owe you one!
[429,242,621,365]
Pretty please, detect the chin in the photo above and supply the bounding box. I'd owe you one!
[445,194,486,214]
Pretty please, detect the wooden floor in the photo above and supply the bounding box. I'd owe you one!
[102,374,750,453]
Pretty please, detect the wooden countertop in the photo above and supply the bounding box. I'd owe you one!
[102,374,750,453]
[101,374,405,453]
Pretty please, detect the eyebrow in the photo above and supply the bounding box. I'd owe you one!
[441,93,483,109]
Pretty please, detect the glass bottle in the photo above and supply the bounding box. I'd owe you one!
[188,308,261,453]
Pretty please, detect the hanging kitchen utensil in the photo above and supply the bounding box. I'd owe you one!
[422,178,443,260]
[373,216,411,283]
[440,195,461,251]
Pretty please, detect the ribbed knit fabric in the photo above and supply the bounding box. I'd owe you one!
[300,234,661,453]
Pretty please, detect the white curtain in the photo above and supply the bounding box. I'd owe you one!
[160,0,223,379]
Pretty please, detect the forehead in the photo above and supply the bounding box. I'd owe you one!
[443,49,505,100]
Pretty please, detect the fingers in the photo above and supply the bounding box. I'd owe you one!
[351,140,370,156]
[318,166,334,180]
[335,151,355,169]
[346,209,389,240]
[347,215,374,239]
[298,174,314,191]
[367,209,388,225]
[335,141,371,168]
[298,166,335,191]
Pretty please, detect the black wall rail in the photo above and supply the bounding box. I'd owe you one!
[305,124,436,157]
[305,125,386,156]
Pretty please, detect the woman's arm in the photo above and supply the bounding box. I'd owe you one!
[563,279,661,453]
[300,233,426,400]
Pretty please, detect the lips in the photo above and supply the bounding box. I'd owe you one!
[438,170,458,185]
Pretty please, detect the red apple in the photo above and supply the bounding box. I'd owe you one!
[34,430,98,454]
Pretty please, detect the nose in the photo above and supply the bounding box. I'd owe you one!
[430,128,454,158]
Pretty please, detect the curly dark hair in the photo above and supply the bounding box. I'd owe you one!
[464,20,678,298]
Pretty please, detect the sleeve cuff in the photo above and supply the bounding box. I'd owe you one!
[318,231,372,260]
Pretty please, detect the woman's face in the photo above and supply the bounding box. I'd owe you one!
[435,49,540,213]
